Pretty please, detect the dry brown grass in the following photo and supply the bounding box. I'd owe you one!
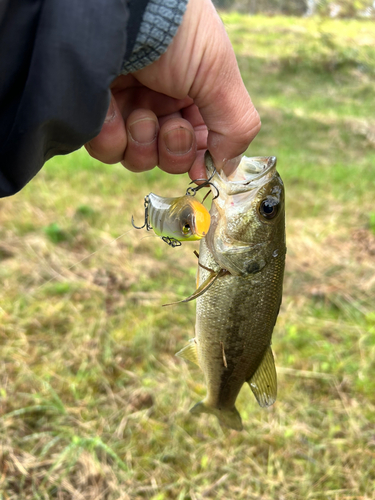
[1,13,375,500]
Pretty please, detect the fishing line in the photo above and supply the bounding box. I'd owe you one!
[138,234,159,242]
[34,227,136,291]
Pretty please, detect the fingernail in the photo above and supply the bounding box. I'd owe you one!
[128,118,157,144]
[104,97,116,123]
[164,128,193,155]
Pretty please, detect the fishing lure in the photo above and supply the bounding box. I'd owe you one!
[132,173,218,247]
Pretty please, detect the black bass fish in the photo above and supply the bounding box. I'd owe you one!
[177,151,286,431]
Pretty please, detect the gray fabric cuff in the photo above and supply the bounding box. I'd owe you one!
[122,0,188,74]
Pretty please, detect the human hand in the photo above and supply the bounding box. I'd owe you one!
[85,0,261,181]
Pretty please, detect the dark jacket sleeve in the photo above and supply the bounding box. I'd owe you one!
[0,0,187,198]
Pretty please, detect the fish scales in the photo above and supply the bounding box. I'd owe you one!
[196,236,284,410]
[177,151,286,431]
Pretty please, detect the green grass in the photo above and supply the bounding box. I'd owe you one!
[1,13,375,500]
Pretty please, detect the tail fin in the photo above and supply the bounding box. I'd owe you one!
[190,401,243,431]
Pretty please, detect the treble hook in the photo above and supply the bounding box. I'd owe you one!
[162,236,182,248]
[131,195,153,231]
[186,167,219,200]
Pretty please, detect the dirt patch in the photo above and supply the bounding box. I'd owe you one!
[285,218,375,305]
[351,228,375,259]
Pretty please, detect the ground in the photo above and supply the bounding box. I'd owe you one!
[0,13,375,500]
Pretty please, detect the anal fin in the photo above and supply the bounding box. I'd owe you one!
[248,346,277,408]
[176,338,199,366]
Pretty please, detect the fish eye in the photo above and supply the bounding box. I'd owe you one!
[259,199,279,220]
[182,223,191,235]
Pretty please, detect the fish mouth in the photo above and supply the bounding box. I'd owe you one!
[205,151,277,196]
[228,156,277,182]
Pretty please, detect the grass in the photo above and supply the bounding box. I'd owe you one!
[1,13,375,500]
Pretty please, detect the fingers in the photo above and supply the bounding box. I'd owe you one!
[157,117,197,174]
[186,149,207,182]
[181,104,208,152]
[122,109,159,172]
[123,115,196,174]
[86,97,198,174]
[85,95,127,164]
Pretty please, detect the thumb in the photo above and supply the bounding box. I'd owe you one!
[187,1,261,167]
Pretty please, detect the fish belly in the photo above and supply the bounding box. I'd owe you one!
[195,237,283,412]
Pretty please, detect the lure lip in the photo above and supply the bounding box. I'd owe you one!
[189,197,211,239]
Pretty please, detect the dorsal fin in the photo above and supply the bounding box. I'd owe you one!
[247,346,277,408]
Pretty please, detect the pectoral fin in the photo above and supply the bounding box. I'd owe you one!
[163,269,226,306]
[175,338,199,366]
[248,346,277,408]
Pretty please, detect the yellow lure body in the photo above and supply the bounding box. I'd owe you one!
[147,193,211,242]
